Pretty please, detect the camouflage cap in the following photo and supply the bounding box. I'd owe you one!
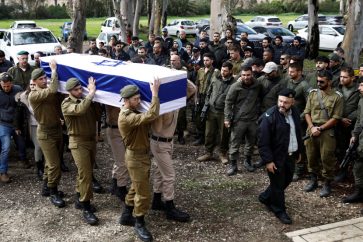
[120,85,139,98]
[0,72,13,82]
[31,68,46,80]
[65,77,81,91]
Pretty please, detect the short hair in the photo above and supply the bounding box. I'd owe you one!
[280,53,290,59]
[35,51,45,57]
[148,33,155,37]
[334,47,345,54]
[315,56,330,64]
[252,58,264,67]
[221,61,233,70]
[99,48,107,55]
[263,49,273,55]
[0,50,4,57]
[115,41,123,46]
[241,66,253,72]
[138,46,147,52]
[289,62,303,72]
[263,37,272,43]
[213,32,220,36]
[203,52,214,60]
[317,70,333,81]
[229,45,240,52]
[241,32,249,36]
[341,66,355,77]
[275,35,283,42]
[240,37,249,43]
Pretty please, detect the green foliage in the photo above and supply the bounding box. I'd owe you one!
[167,0,210,16]
[319,0,340,13]
[0,4,17,19]
[86,0,108,18]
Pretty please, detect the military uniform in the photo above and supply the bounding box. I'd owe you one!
[8,63,35,90]
[351,97,363,192]
[304,89,343,180]
[229,58,243,77]
[258,75,285,113]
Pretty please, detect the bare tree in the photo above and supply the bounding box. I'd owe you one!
[149,0,155,33]
[66,0,87,53]
[307,0,320,59]
[133,0,143,36]
[153,0,162,36]
[161,0,169,28]
[342,0,363,68]
[112,0,127,42]
[340,0,345,15]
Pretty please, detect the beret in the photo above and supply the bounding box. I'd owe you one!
[31,68,46,80]
[65,77,81,91]
[120,85,139,98]
[328,53,342,62]
[17,50,29,55]
[278,88,296,98]
[0,72,13,82]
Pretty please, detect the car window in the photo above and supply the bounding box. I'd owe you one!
[321,27,336,35]
[268,18,281,23]
[106,20,112,27]
[302,16,309,21]
[270,28,294,36]
[318,16,327,21]
[236,25,257,35]
[13,31,58,45]
[332,26,345,35]
[181,21,194,26]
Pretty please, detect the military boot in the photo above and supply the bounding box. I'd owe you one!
[134,216,153,242]
[243,156,255,172]
[119,205,135,226]
[92,176,104,193]
[82,201,99,226]
[75,193,97,212]
[197,152,213,162]
[165,200,190,222]
[109,178,128,202]
[320,180,332,197]
[41,180,50,197]
[49,187,65,208]
[151,193,165,211]
[227,160,238,176]
[35,160,44,181]
[304,174,318,192]
[253,159,264,169]
[342,187,363,203]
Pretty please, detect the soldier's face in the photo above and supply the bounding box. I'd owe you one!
[280,55,288,65]
[241,70,253,86]
[317,76,329,90]
[358,83,363,94]
[18,54,28,67]
[34,75,48,89]
[70,85,83,99]
[0,81,12,93]
[221,66,232,79]
[340,71,354,86]
[288,67,301,80]
[203,57,213,68]
[316,61,328,71]
[126,94,141,110]
[229,50,239,60]
[278,96,294,114]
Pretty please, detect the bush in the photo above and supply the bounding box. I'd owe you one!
[320,0,339,13]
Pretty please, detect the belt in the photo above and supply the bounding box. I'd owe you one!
[106,123,118,129]
[151,135,173,143]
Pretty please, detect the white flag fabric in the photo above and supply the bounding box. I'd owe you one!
[40,53,187,114]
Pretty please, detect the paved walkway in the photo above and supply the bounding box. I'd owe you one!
[285,217,363,242]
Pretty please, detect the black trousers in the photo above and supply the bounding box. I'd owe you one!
[259,154,296,215]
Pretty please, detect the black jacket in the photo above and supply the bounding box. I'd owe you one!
[0,85,22,128]
[258,105,303,167]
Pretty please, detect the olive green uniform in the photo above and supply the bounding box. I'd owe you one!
[352,96,363,189]
[229,58,243,77]
[28,71,62,188]
[61,94,102,202]
[304,89,343,180]
[258,75,285,113]
[8,63,35,90]
[118,96,160,217]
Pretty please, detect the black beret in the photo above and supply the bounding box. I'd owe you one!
[278,88,296,98]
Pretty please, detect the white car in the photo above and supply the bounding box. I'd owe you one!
[245,16,282,28]
[163,19,197,36]
[287,14,328,32]
[0,27,65,65]
[297,25,345,51]
[10,20,37,29]
[96,31,120,46]
[101,17,121,33]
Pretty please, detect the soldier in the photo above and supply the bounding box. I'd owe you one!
[345,81,363,204]
[28,61,65,208]
[61,77,101,225]
[228,45,243,78]
[118,80,160,242]
[329,53,344,88]
[279,54,291,81]
[224,66,263,175]
[306,56,330,89]
[209,32,228,69]
[197,61,235,164]
[304,70,343,197]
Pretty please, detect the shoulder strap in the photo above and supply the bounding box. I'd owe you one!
[317,89,330,120]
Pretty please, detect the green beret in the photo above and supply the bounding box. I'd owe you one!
[31,68,46,80]
[120,85,139,98]
[0,72,13,82]
[17,50,29,55]
[66,77,81,91]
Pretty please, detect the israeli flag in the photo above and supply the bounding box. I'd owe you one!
[40,53,187,114]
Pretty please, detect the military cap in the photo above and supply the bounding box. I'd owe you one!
[17,50,29,55]
[278,88,296,98]
[65,77,81,91]
[328,53,342,62]
[120,85,139,98]
[31,68,46,80]
[0,72,13,82]
[262,61,278,74]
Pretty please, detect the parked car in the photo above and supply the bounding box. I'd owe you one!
[101,17,120,32]
[60,22,88,42]
[326,15,345,25]
[245,16,282,28]
[96,31,120,47]
[287,14,328,32]
[195,19,210,33]
[297,25,345,51]
[0,27,66,65]
[163,19,197,36]
[10,20,37,29]
[252,26,306,46]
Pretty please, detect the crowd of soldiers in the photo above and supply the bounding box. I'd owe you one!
[1,26,363,241]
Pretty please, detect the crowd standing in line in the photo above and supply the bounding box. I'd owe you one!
[1,25,363,242]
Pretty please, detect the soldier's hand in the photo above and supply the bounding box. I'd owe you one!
[150,76,161,97]
[342,118,352,127]
[311,126,321,137]
[50,59,57,72]
[350,136,356,145]
[224,120,230,128]
[266,162,277,174]
[88,76,96,96]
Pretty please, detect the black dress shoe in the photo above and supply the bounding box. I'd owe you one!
[275,212,292,224]
[83,210,99,226]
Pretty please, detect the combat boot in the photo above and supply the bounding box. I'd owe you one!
[35,160,44,181]
[75,193,97,212]
[292,173,302,182]
[151,193,165,211]
[342,187,363,203]
[253,159,264,169]
[304,174,318,192]
[119,205,135,226]
[134,216,153,242]
[320,180,332,197]
[92,176,104,193]
[82,201,99,226]
[197,152,213,162]
[165,200,190,222]
[49,187,65,208]
[243,156,255,172]
[192,136,204,146]
[109,178,128,202]
[42,180,64,197]
[227,160,238,176]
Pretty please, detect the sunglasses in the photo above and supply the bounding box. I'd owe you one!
[317,80,326,84]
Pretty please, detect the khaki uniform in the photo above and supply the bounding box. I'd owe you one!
[28,72,62,188]
[304,89,343,180]
[105,105,129,187]
[118,96,160,217]
[229,58,243,77]
[61,95,102,202]
[8,63,35,90]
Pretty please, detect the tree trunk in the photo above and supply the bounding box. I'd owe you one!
[210,0,236,38]
[112,0,127,42]
[342,0,363,68]
[54,0,58,5]
[161,0,168,28]
[133,0,142,36]
[127,0,134,30]
[67,0,87,53]
[153,0,162,36]
[307,0,320,59]
[149,0,155,34]
[340,0,345,15]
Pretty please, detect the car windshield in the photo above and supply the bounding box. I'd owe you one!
[236,25,257,35]
[268,18,281,23]
[13,31,58,45]
[332,26,345,35]
[181,21,194,26]
[64,23,72,29]
[269,28,295,37]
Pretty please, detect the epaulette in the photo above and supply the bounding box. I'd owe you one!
[121,108,132,116]
[335,90,343,97]
[309,89,318,93]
